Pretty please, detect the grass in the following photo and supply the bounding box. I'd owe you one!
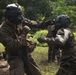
[32,46,59,75]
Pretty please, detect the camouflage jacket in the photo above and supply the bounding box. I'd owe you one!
[0,21,24,56]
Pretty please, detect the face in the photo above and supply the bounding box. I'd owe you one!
[15,15,23,25]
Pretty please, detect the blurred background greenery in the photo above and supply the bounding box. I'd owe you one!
[0,0,76,29]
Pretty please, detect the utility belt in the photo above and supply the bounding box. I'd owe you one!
[62,46,76,55]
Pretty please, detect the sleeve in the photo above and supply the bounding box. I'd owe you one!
[41,29,71,46]
[23,18,52,29]
[0,29,25,52]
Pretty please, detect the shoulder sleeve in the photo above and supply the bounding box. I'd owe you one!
[55,29,71,45]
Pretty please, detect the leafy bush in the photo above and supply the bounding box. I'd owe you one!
[29,30,48,47]
[0,43,5,52]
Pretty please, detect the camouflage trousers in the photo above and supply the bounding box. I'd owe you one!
[48,46,60,63]
[24,55,42,75]
[56,52,76,75]
[9,57,24,75]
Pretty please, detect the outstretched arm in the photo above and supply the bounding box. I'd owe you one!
[38,29,71,46]
[23,18,54,29]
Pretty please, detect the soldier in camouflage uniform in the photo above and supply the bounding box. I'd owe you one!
[46,25,61,63]
[38,14,76,75]
[0,3,42,75]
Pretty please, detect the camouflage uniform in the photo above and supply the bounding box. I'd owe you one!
[46,25,60,62]
[0,21,25,75]
[56,28,76,75]
[0,21,42,75]
[38,27,76,75]
[0,3,42,75]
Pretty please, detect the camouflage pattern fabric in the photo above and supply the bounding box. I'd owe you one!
[0,21,42,75]
[55,28,76,75]
[9,57,24,75]
[56,52,76,75]
[38,27,76,75]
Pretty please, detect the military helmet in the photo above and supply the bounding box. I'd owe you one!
[55,14,70,26]
[5,3,23,25]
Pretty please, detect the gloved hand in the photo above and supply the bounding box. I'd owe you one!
[37,37,46,43]
[22,26,31,35]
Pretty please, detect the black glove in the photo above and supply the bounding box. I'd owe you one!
[37,37,46,43]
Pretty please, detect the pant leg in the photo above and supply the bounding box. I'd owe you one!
[9,57,24,75]
[25,55,42,75]
[48,45,55,62]
[56,49,61,63]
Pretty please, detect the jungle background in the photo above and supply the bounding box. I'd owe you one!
[0,0,76,75]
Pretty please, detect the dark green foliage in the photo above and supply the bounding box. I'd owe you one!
[21,0,52,20]
[0,0,17,24]
[0,0,76,29]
